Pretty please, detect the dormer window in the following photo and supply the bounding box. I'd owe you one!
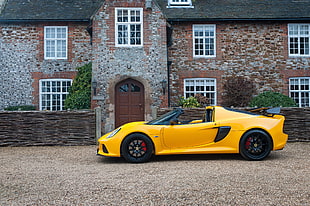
[168,0,193,8]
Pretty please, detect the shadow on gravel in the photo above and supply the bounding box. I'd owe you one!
[96,151,285,164]
[96,153,243,164]
[152,153,243,162]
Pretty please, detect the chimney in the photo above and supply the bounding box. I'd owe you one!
[0,0,7,13]
[146,0,152,9]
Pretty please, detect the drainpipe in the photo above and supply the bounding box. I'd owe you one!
[167,22,173,107]
[167,61,172,107]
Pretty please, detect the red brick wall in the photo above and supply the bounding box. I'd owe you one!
[168,21,310,106]
[36,22,91,62]
[31,72,77,109]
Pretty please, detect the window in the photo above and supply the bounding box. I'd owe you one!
[115,8,143,47]
[288,24,310,57]
[184,78,217,105]
[44,26,68,59]
[193,25,216,57]
[168,0,192,6]
[289,77,310,107]
[39,79,72,111]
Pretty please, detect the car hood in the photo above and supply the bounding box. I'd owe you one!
[119,121,147,129]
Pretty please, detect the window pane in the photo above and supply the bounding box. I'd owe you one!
[46,40,55,58]
[45,26,67,59]
[170,0,191,5]
[193,25,215,57]
[289,24,298,35]
[301,92,309,107]
[130,10,140,22]
[117,10,128,22]
[40,80,71,111]
[290,77,310,107]
[184,78,216,105]
[46,28,55,38]
[300,25,309,35]
[119,84,129,92]
[289,38,299,54]
[57,28,66,38]
[116,9,142,46]
[118,25,128,45]
[130,25,141,45]
[288,24,310,56]
[131,84,141,92]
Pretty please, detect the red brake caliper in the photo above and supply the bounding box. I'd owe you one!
[245,138,251,149]
[141,142,147,151]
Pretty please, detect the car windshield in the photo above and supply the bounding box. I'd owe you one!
[147,108,183,125]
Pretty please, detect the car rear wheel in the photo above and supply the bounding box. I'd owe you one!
[239,130,272,161]
[121,133,153,163]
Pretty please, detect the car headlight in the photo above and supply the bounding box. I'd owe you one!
[107,128,121,139]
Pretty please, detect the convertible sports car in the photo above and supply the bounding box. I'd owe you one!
[97,106,288,163]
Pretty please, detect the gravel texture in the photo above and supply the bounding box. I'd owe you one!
[0,143,309,206]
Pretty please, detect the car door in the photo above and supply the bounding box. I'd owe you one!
[162,122,218,149]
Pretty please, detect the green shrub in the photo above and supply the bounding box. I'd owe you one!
[64,63,92,110]
[4,105,36,111]
[178,96,201,108]
[249,91,297,107]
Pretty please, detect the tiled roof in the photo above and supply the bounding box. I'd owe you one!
[155,0,310,21]
[0,0,309,21]
[0,0,103,21]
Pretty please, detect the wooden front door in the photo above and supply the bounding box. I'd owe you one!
[115,79,145,128]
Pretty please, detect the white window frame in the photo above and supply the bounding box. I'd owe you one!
[193,24,216,58]
[115,8,143,47]
[289,77,310,107]
[288,24,310,57]
[168,0,193,8]
[39,79,72,111]
[44,26,68,59]
[184,78,217,105]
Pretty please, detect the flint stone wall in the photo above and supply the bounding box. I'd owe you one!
[158,107,310,142]
[168,22,310,106]
[0,111,96,146]
[0,22,92,110]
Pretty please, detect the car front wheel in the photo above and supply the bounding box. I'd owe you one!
[121,133,153,163]
[239,130,273,161]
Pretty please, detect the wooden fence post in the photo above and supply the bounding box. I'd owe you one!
[95,107,102,139]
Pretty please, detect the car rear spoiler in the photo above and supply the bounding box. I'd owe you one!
[248,107,282,116]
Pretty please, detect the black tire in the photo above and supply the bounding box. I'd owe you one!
[121,133,153,163]
[239,130,273,161]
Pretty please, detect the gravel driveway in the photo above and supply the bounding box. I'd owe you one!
[1,143,309,205]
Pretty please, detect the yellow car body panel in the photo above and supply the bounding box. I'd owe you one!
[97,106,288,162]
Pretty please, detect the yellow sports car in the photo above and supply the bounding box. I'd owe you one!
[97,106,288,163]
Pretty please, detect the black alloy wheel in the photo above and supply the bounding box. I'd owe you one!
[239,130,273,161]
[121,133,153,163]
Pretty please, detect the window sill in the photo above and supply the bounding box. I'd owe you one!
[167,5,194,8]
[288,55,310,58]
[193,56,216,59]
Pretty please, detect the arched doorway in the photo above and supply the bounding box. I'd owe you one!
[115,79,145,128]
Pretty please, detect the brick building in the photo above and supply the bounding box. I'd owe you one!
[1,0,310,132]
